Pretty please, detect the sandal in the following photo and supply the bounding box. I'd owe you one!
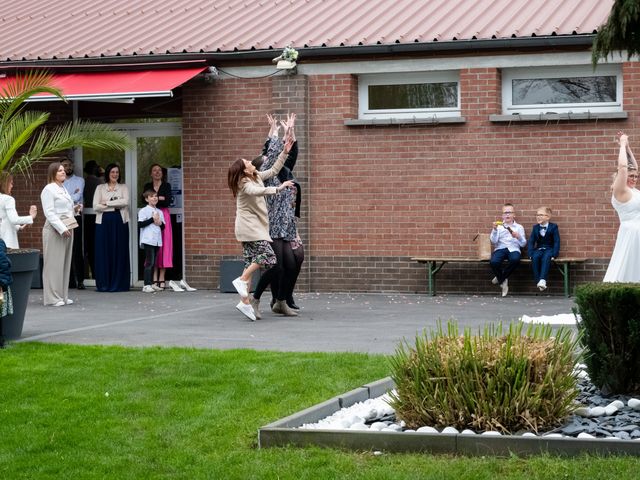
[156,281,166,291]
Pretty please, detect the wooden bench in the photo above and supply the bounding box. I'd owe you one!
[411,257,587,297]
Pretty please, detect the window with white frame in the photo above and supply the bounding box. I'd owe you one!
[358,72,461,119]
[502,65,623,115]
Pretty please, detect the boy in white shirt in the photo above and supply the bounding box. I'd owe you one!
[138,190,165,293]
[489,203,527,297]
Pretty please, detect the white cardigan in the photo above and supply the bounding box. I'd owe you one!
[0,193,33,249]
[40,182,74,234]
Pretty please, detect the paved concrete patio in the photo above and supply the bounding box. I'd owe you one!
[18,289,577,354]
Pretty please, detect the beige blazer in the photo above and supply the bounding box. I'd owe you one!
[234,149,287,242]
[93,183,130,224]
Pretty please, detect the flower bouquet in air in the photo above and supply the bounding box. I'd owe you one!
[273,46,299,69]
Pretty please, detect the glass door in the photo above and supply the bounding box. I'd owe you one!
[79,122,182,287]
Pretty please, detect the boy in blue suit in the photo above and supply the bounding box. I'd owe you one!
[527,206,560,291]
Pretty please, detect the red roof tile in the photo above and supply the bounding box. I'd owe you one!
[0,0,613,62]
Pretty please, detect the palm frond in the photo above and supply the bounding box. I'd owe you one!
[0,70,132,176]
[0,110,50,172]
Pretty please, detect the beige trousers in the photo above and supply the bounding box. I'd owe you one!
[42,222,73,306]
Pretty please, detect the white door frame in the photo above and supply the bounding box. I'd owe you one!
[78,122,182,287]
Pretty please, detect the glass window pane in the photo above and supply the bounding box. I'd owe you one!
[368,82,458,109]
[512,76,617,105]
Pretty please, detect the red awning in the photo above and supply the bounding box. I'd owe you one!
[0,67,207,102]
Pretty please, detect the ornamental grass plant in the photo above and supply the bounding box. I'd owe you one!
[388,322,580,434]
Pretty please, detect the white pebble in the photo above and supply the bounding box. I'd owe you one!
[590,406,606,417]
[544,433,563,438]
[576,370,590,380]
[404,429,416,433]
[609,400,625,409]
[416,426,438,433]
[577,432,595,439]
[521,432,537,437]
[628,398,640,410]
[481,431,502,436]
[604,404,619,416]
[372,451,383,456]
[369,422,387,431]
[460,429,476,435]
[573,407,591,417]
[441,426,459,434]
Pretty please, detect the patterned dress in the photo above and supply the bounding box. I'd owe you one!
[261,138,297,241]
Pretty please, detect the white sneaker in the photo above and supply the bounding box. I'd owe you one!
[232,277,248,298]
[142,285,155,293]
[168,280,184,292]
[52,300,65,307]
[179,279,197,291]
[151,283,162,291]
[66,299,74,305]
[501,279,509,297]
[491,276,499,285]
[236,301,256,321]
[537,279,547,291]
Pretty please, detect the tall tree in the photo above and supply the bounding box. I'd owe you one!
[592,0,640,66]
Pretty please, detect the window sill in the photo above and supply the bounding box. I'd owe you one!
[345,117,466,126]
[490,112,628,123]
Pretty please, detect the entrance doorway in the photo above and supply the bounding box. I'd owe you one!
[79,122,182,287]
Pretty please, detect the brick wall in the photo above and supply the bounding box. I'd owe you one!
[16,62,637,296]
[181,63,638,294]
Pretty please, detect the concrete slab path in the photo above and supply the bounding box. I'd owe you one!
[20,289,577,354]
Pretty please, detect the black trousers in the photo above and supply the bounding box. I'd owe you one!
[142,244,159,286]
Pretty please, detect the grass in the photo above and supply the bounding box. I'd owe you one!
[1,343,639,479]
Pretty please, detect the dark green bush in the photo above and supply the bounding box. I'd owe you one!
[388,322,579,434]
[574,282,640,394]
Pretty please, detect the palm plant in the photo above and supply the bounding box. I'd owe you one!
[0,70,130,176]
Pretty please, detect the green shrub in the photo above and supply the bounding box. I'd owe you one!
[388,322,579,434]
[574,282,640,394]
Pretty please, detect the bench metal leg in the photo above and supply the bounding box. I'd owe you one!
[427,261,447,296]
[554,262,570,297]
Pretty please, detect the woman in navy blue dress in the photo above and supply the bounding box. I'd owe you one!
[92,163,130,291]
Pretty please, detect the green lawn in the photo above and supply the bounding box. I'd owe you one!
[1,343,639,479]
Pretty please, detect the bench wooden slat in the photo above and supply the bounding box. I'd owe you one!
[411,257,587,297]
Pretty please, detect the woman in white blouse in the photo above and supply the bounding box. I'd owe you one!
[40,162,78,306]
[0,174,37,249]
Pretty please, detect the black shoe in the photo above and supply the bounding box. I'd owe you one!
[286,299,300,310]
[77,283,86,290]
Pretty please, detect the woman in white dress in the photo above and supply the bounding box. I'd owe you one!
[0,174,37,249]
[603,132,640,282]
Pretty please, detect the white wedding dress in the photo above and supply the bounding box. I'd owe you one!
[604,188,640,282]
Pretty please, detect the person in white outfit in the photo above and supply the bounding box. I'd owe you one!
[603,131,640,282]
[0,174,37,249]
[40,162,79,306]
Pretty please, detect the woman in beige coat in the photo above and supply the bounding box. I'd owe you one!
[227,135,294,321]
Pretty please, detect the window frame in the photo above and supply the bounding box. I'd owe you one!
[502,64,623,115]
[358,71,461,120]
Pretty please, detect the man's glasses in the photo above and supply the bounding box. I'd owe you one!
[502,211,514,215]
[629,174,639,179]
